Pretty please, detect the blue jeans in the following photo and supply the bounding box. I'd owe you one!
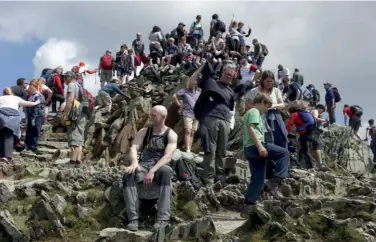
[25,116,44,151]
[243,143,290,205]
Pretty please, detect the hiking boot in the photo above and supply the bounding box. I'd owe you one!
[153,220,169,232]
[125,220,139,231]
[240,204,255,219]
[265,178,284,200]
[318,163,329,172]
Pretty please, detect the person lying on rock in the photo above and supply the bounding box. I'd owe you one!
[123,105,178,232]
[96,77,131,114]
[241,92,289,218]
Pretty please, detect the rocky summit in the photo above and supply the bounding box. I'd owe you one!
[1,66,376,242]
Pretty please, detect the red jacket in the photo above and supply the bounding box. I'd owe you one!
[286,112,306,135]
[343,107,355,118]
[54,75,64,96]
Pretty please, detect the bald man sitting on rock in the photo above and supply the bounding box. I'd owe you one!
[123,105,178,232]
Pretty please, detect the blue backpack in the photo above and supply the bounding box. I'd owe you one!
[296,110,316,133]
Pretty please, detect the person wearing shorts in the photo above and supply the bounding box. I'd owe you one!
[173,76,201,152]
[132,33,149,77]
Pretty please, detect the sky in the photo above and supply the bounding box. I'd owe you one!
[0,1,375,136]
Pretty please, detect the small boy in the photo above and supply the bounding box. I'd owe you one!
[241,93,290,218]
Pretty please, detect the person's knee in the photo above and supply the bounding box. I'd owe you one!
[155,165,172,186]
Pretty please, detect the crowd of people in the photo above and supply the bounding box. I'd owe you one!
[0,13,374,232]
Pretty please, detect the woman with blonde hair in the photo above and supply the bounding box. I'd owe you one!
[286,100,316,169]
[25,80,45,152]
[0,87,41,162]
[245,70,288,148]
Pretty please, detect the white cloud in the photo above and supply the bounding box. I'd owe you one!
[32,38,100,96]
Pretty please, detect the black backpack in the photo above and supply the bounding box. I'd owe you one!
[215,19,226,33]
[261,43,269,56]
[46,73,56,90]
[175,157,203,191]
[350,105,363,117]
[312,89,320,103]
[141,127,170,152]
[170,28,178,39]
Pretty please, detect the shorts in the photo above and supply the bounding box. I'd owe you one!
[349,116,361,131]
[312,133,321,150]
[100,69,113,83]
[183,117,198,131]
[67,116,87,147]
[134,53,149,67]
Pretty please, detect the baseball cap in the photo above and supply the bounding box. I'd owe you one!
[106,49,112,53]
[178,22,186,27]
[62,71,76,78]
[136,32,142,36]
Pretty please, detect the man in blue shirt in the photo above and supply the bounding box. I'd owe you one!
[96,77,131,114]
[324,83,336,124]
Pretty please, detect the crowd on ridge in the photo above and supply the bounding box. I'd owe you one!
[0,13,374,232]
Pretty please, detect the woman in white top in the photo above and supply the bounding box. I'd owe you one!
[37,77,52,121]
[148,26,164,53]
[0,88,40,162]
[245,70,288,148]
[228,16,247,52]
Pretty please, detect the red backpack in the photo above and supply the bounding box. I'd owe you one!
[100,55,113,70]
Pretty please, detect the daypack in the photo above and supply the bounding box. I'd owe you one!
[65,99,81,126]
[77,83,95,117]
[261,43,269,56]
[40,68,53,79]
[350,105,363,117]
[170,28,179,39]
[332,87,341,103]
[100,55,113,70]
[141,127,170,153]
[175,157,203,191]
[296,110,316,133]
[215,19,226,33]
[46,73,55,90]
[312,89,320,103]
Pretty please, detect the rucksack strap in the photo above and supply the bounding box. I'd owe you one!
[141,127,153,153]
[163,128,171,148]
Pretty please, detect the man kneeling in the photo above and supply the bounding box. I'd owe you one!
[123,105,178,232]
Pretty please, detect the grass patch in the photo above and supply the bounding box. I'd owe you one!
[0,196,40,212]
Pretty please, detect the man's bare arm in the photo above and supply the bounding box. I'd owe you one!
[150,130,178,172]
[63,92,74,118]
[129,128,148,166]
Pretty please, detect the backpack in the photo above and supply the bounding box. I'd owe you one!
[46,73,55,90]
[261,43,269,56]
[100,55,113,70]
[332,87,341,103]
[296,110,316,133]
[77,83,95,117]
[170,28,178,39]
[215,19,226,33]
[65,99,81,126]
[40,68,53,79]
[312,89,320,103]
[141,127,170,153]
[350,105,363,117]
[175,157,203,191]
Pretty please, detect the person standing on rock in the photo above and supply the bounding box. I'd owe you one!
[311,104,329,170]
[24,80,45,153]
[173,69,202,152]
[96,77,131,114]
[241,93,289,217]
[132,33,149,77]
[98,50,115,89]
[193,59,247,185]
[0,88,40,162]
[123,105,177,232]
[61,71,88,166]
[324,83,336,124]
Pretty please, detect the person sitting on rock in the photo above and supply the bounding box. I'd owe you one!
[311,104,328,170]
[123,105,178,232]
[149,41,164,65]
[163,37,179,66]
[241,92,289,218]
[173,68,202,152]
[96,77,131,115]
[24,79,45,152]
[0,88,40,162]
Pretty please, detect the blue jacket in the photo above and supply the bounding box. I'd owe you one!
[325,88,334,105]
[101,83,127,97]
[27,93,45,119]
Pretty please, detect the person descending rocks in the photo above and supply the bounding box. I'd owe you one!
[311,104,329,170]
[343,104,363,140]
[123,105,178,232]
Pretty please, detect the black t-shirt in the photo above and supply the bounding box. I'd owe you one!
[288,82,299,101]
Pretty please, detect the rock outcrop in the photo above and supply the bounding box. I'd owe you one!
[1,67,375,242]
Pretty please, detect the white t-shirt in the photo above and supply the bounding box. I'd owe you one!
[0,95,23,110]
[246,87,280,105]
[41,84,52,93]
[278,68,290,79]
[240,63,252,84]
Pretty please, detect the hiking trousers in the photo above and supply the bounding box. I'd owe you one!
[327,104,336,124]
[0,128,14,159]
[299,133,314,169]
[122,163,172,221]
[202,116,230,184]
[25,116,44,151]
[244,143,289,205]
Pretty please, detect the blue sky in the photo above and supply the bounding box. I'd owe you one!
[0,39,43,89]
